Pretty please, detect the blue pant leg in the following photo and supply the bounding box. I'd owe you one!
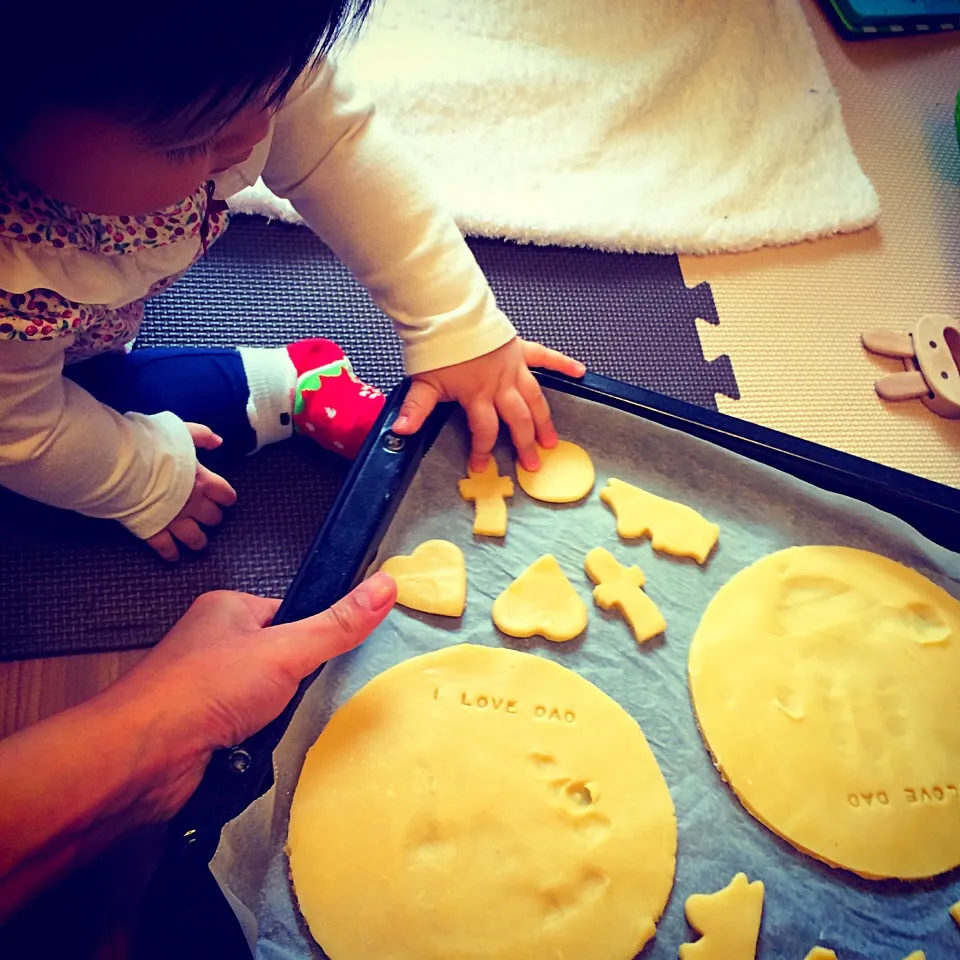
[64,347,258,465]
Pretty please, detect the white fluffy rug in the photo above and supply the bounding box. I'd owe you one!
[230,0,879,255]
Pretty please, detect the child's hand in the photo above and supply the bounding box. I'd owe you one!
[146,423,238,561]
[392,339,585,472]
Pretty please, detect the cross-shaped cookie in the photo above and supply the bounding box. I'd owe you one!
[584,547,666,643]
[458,460,514,536]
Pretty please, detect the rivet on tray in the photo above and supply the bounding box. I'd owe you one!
[383,433,405,453]
[227,748,252,775]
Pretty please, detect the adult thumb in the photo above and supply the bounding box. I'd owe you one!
[274,572,397,678]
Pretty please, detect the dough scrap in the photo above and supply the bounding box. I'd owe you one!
[458,459,514,536]
[492,555,588,642]
[802,952,924,960]
[690,545,960,880]
[585,547,665,643]
[952,900,960,928]
[678,872,764,960]
[600,478,719,563]
[516,440,595,503]
[379,540,466,617]
[288,644,677,960]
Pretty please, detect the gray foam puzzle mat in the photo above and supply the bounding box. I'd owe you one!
[0,216,733,660]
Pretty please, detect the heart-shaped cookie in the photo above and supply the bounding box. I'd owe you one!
[379,540,466,617]
[492,555,588,642]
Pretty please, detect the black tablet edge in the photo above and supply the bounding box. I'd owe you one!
[161,382,452,863]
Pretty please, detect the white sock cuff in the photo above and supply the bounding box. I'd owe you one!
[237,346,297,451]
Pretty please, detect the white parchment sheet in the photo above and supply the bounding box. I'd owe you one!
[210,390,960,959]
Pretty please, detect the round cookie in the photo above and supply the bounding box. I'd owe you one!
[689,545,960,880]
[516,440,595,503]
[289,644,676,959]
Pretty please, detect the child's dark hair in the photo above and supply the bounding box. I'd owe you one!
[3,1,373,140]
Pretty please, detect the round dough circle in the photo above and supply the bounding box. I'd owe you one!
[289,644,676,959]
[516,440,595,503]
[689,546,960,880]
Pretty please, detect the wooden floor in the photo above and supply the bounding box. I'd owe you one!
[0,649,157,960]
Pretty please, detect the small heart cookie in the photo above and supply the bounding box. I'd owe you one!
[492,554,588,642]
[379,540,466,617]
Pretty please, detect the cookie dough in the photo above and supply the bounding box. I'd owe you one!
[585,547,665,643]
[803,951,922,960]
[600,478,719,563]
[690,546,960,879]
[678,873,764,960]
[493,555,588,642]
[516,440,595,503]
[288,644,677,960]
[952,900,960,928]
[458,460,514,536]
[379,540,466,617]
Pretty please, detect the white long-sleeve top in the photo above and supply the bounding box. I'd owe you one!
[0,60,516,539]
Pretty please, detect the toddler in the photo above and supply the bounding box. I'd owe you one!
[0,1,583,560]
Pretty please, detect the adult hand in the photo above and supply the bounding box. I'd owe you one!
[391,338,585,473]
[0,574,396,920]
[109,573,397,822]
[146,422,237,561]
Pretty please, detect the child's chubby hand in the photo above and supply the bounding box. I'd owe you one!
[146,423,238,562]
[391,338,586,472]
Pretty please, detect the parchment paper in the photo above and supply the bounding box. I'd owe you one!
[211,390,960,960]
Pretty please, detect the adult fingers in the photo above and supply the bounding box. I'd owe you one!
[272,572,397,678]
[198,466,238,507]
[465,399,500,472]
[496,387,538,471]
[147,530,180,562]
[517,370,557,449]
[185,422,224,451]
[170,518,208,552]
[520,340,586,378]
[392,380,441,435]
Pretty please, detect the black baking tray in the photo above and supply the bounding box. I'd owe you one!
[135,371,960,959]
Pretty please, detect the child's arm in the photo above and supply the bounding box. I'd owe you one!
[261,61,584,471]
[0,337,231,551]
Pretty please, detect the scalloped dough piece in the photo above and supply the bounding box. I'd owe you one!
[679,872,764,960]
[516,440,595,503]
[600,479,719,563]
[690,545,960,880]
[379,540,466,617]
[493,555,588,642]
[288,644,677,960]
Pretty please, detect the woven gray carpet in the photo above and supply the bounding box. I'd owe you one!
[0,215,735,659]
